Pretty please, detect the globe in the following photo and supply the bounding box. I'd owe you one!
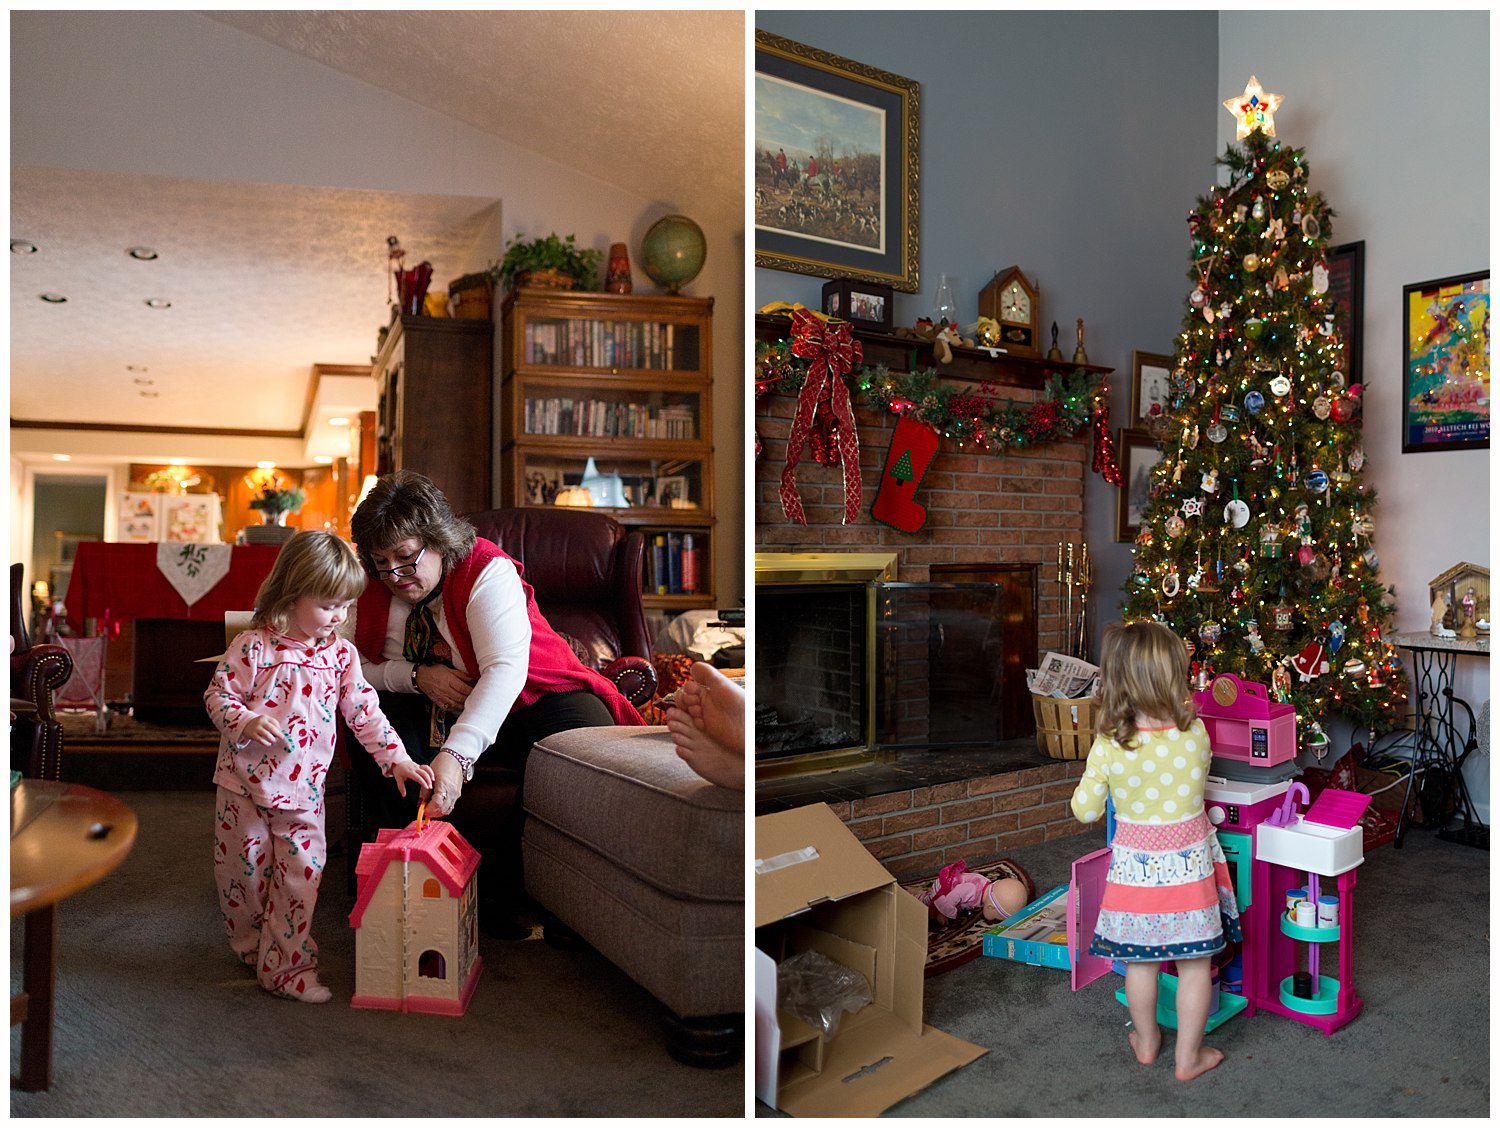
[640,214,706,294]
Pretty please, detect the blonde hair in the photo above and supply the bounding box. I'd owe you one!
[252,531,367,634]
[1096,620,1196,749]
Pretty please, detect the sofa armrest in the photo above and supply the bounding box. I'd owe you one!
[12,643,73,722]
[601,655,658,709]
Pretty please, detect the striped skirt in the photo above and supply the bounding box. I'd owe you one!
[1088,812,1242,963]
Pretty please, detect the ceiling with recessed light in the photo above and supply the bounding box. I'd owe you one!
[9,9,746,468]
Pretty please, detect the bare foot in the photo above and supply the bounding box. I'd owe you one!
[677,662,745,751]
[1128,1027,1160,1065]
[1175,1045,1224,1081]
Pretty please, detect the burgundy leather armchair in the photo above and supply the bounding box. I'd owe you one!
[344,507,658,888]
[11,563,73,780]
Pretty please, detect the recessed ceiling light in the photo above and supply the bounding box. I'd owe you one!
[126,246,159,261]
[126,364,149,373]
[12,240,38,254]
[132,378,154,386]
[144,298,172,309]
[313,455,334,464]
[51,454,71,461]
[327,416,350,427]
[39,293,67,303]
[139,390,160,398]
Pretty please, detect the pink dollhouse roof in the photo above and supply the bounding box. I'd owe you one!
[348,820,482,929]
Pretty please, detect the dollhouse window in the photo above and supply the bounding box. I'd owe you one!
[418,950,447,980]
[423,878,441,898]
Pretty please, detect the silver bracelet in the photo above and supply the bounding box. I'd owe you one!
[410,663,422,693]
[443,747,475,782]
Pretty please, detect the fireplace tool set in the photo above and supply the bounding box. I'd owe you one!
[1057,541,1092,660]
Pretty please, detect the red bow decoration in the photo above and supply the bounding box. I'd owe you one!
[781,310,863,525]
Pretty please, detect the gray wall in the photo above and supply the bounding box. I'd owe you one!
[755,11,1220,652]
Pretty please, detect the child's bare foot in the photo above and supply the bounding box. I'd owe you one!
[1175,1045,1224,1081]
[1128,1026,1160,1065]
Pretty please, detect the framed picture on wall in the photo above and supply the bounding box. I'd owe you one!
[1116,429,1165,542]
[1401,269,1490,453]
[1130,351,1174,429]
[1326,241,1365,386]
[753,31,921,292]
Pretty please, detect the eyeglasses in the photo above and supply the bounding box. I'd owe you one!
[370,546,426,579]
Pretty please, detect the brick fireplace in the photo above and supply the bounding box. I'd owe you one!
[755,372,1096,870]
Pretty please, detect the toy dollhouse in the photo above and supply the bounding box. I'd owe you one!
[349,818,483,1016]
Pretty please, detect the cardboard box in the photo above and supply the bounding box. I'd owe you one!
[754,804,986,1117]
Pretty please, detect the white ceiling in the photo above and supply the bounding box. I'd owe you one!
[9,9,746,468]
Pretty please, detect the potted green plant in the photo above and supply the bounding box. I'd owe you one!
[491,232,603,292]
[248,473,306,526]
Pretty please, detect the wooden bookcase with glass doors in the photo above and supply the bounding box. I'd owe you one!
[498,290,716,618]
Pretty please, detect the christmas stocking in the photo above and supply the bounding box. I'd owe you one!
[871,413,940,533]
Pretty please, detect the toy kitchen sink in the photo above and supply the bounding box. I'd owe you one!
[1253,785,1371,876]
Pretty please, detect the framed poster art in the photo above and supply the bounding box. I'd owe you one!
[754,31,921,292]
[1116,429,1165,542]
[1129,351,1174,429]
[1401,270,1489,453]
[1326,241,1364,386]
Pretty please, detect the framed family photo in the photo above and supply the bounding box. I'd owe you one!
[1401,269,1489,453]
[1129,351,1174,429]
[1116,429,1165,542]
[754,31,921,292]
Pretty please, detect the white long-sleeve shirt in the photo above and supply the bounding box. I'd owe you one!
[350,555,532,764]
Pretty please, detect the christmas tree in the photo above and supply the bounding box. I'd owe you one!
[1123,78,1408,739]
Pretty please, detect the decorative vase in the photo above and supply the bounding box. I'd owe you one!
[395,261,433,316]
[261,510,289,526]
[605,243,633,294]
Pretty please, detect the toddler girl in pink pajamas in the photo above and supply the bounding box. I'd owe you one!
[207,531,433,1003]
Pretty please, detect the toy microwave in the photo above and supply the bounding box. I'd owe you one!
[1193,673,1297,767]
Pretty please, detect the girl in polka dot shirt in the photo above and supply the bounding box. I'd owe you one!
[1070,621,1241,1082]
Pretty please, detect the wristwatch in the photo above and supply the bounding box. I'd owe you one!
[410,663,422,693]
[442,747,475,782]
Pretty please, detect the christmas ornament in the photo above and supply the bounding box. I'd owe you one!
[1259,524,1282,558]
[1251,196,1265,221]
[1304,469,1329,493]
[1245,390,1266,415]
[1301,213,1321,239]
[1331,396,1358,423]
[1298,544,1316,567]
[1224,497,1250,528]
[1165,514,1186,538]
[1234,204,1249,224]
[1343,658,1366,678]
[1181,496,1204,518]
[1162,571,1182,597]
[1200,620,1223,646]
[1269,375,1292,397]
[781,309,863,525]
[1311,261,1330,294]
[1200,469,1219,494]
[870,413,941,534]
[1270,601,1295,631]
[1265,169,1290,192]
[1265,217,1286,243]
[1294,503,1313,543]
[1348,447,1366,472]
[1303,721,1330,760]
[1190,287,1207,308]
[1207,417,1227,443]
[1290,636,1330,681]
[1221,403,1241,423]
[1223,76,1284,138]
[1312,395,1332,420]
[1228,583,1246,606]
[1368,664,1385,689]
[1185,638,1197,660]
[1270,662,1292,702]
[1246,620,1265,653]
[1243,253,1261,273]
[1328,619,1346,653]
[1244,317,1265,339]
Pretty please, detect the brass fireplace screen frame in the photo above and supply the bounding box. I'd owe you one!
[754,552,897,779]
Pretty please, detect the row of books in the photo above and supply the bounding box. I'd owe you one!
[648,532,702,596]
[524,397,697,439]
[523,318,686,370]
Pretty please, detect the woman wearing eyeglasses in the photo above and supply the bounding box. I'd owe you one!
[347,470,642,926]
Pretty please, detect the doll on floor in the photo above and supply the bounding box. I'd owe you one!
[917,859,1031,925]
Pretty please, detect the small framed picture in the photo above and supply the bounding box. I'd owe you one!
[655,474,691,508]
[1116,429,1166,542]
[1130,351,1174,429]
[822,278,894,333]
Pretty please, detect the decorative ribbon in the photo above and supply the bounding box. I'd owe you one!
[780,309,863,525]
[1091,391,1123,485]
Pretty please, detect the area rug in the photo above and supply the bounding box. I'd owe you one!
[898,858,1036,977]
[59,709,217,746]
